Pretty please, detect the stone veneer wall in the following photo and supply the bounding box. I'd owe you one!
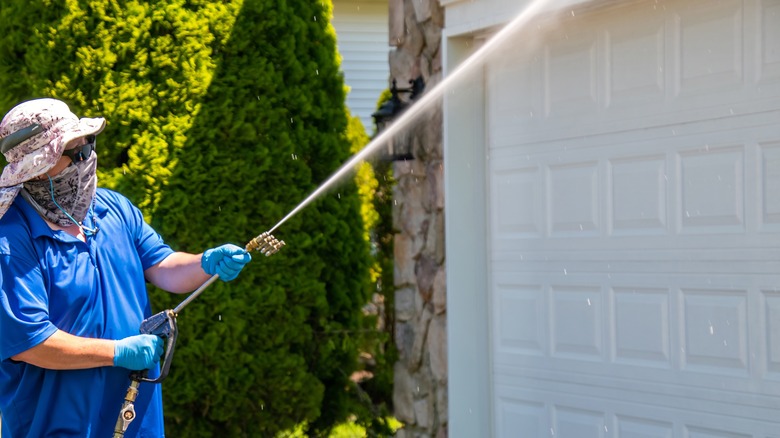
[388,0,446,437]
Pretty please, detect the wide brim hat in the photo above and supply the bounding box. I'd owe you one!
[0,98,106,219]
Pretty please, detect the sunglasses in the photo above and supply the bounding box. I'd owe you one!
[62,135,96,164]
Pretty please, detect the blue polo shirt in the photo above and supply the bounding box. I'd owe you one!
[0,188,174,437]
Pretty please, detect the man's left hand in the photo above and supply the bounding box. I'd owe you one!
[201,244,252,281]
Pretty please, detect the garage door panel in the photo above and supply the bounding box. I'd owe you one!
[545,30,599,118]
[485,0,780,150]
[549,161,601,236]
[606,7,666,111]
[495,398,546,437]
[492,166,544,237]
[554,405,606,437]
[613,286,671,366]
[492,272,780,431]
[758,0,780,83]
[495,380,780,437]
[678,146,745,233]
[551,285,604,359]
[489,126,780,252]
[675,0,744,96]
[684,426,751,438]
[493,274,762,377]
[680,289,750,374]
[762,290,780,378]
[759,141,780,231]
[609,155,668,235]
[616,415,674,438]
[494,282,546,354]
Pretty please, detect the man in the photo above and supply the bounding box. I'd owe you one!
[0,98,252,437]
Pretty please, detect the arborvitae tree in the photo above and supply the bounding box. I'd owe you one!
[0,1,379,436]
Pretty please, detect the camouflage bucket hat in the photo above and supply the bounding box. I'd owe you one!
[0,98,106,220]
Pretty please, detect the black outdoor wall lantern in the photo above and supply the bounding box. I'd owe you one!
[372,76,425,161]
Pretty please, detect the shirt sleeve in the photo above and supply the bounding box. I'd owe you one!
[118,193,175,270]
[0,254,58,361]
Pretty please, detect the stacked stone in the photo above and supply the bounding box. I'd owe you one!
[389,0,446,437]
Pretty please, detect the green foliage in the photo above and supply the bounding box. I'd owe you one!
[0,0,386,436]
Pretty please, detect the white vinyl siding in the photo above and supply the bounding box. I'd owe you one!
[332,0,389,133]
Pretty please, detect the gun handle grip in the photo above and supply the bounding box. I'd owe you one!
[135,310,178,384]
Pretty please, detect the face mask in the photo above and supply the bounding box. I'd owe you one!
[22,153,97,227]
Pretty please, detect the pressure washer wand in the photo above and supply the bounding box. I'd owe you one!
[173,233,285,314]
[112,231,285,438]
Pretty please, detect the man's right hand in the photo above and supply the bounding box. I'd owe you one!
[113,334,164,370]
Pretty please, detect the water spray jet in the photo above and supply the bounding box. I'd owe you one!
[268,0,560,234]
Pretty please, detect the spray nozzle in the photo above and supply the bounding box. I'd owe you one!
[246,232,285,256]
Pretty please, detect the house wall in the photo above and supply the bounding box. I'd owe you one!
[388,0,447,437]
[332,0,390,131]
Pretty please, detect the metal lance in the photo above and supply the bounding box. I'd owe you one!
[112,231,285,438]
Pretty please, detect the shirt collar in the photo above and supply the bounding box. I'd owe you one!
[93,192,108,218]
[15,192,108,239]
[15,195,56,239]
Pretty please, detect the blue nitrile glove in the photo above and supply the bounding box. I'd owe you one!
[201,243,252,281]
[113,334,164,370]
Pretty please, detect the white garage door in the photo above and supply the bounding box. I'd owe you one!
[486,0,780,436]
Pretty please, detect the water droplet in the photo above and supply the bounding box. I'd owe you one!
[587,298,592,306]
[709,322,714,335]
[723,340,728,347]
[219,314,222,321]
[316,69,319,75]
[290,118,294,124]
[571,10,575,16]
[579,224,583,230]
[313,16,317,21]
[563,268,568,275]
[337,193,341,199]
